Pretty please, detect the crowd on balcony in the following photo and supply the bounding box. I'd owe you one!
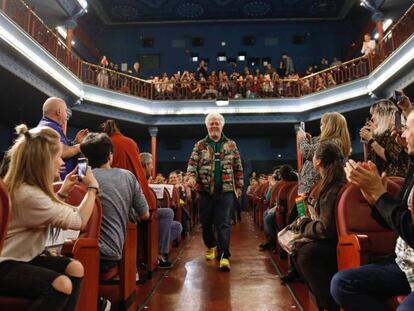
[94,53,352,100]
[92,32,381,101]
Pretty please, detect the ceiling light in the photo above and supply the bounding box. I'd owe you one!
[216,98,229,106]
[383,19,393,31]
[56,26,67,39]
[76,0,88,9]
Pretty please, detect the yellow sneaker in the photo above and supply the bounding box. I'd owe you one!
[205,247,216,261]
[219,258,231,271]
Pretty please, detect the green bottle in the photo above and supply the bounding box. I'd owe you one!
[295,196,306,218]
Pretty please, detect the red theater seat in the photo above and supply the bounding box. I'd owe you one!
[99,222,137,309]
[0,179,32,310]
[138,189,159,278]
[55,182,102,311]
[335,181,400,271]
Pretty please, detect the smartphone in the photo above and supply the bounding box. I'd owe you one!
[300,121,305,131]
[77,158,88,178]
[394,90,403,103]
[391,90,404,110]
[395,110,402,133]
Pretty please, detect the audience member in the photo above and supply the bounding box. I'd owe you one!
[288,142,347,311]
[282,53,295,75]
[99,120,157,210]
[97,55,109,88]
[361,100,409,177]
[330,57,342,67]
[140,152,183,268]
[131,62,140,78]
[361,33,376,56]
[297,112,351,195]
[38,97,88,180]
[259,165,298,251]
[80,133,150,274]
[331,109,414,310]
[0,124,99,311]
[197,60,208,80]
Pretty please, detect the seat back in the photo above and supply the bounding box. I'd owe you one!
[0,179,10,252]
[159,188,172,208]
[389,176,404,187]
[53,183,102,240]
[275,181,298,230]
[336,181,400,256]
[268,181,283,208]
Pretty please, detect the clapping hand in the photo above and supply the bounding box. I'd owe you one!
[344,160,387,204]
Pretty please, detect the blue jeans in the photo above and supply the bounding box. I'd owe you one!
[158,208,183,254]
[330,259,412,311]
[199,191,234,258]
[263,207,276,243]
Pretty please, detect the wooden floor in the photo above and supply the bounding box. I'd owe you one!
[130,213,310,311]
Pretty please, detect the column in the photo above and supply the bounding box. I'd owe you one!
[148,127,158,179]
[376,19,384,57]
[64,19,77,52]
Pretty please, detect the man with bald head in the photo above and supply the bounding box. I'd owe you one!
[38,97,88,179]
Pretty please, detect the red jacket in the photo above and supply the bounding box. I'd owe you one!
[110,132,157,209]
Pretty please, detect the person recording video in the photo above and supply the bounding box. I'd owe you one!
[360,99,409,177]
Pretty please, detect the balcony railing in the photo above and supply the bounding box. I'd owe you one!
[1,0,414,101]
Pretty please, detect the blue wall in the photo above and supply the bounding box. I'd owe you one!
[91,20,357,78]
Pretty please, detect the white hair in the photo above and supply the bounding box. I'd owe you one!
[205,112,225,127]
[140,152,152,166]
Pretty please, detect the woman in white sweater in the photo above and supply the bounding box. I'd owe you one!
[0,124,99,311]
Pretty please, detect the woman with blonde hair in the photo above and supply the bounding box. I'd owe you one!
[360,99,409,176]
[297,112,351,195]
[0,124,99,310]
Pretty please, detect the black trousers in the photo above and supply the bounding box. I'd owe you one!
[292,240,339,311]
[0,255,82,311]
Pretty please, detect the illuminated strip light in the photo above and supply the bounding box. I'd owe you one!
[84,83,367,115]
[0,24,83,98]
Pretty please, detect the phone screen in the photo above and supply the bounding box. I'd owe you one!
[77,158,88,178]
[300,121,305,131]
[395,110,402,133]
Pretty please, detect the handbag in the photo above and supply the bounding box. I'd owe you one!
[277,226,301,255]
[277,218,312,255]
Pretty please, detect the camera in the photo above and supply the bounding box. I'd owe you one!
[77,158,88,179]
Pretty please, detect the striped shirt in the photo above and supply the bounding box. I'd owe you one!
[395,189,414,290]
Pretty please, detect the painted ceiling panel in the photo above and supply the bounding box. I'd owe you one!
[95,0,348,23]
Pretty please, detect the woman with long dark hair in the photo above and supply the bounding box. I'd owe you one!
[291,141,347,311]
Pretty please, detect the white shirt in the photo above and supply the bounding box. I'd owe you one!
[361,40,376,56]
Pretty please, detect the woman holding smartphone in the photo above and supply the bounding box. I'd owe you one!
[360,100,409,177]
[0,124,99,310]
[297,112,351,196]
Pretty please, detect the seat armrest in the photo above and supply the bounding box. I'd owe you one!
[337,234,369,271]
[61,238,98,257]
[338,234,369,251]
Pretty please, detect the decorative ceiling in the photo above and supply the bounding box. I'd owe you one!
[90,0,354,24]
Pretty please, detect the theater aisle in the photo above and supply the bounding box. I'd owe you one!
[140,214,301,311]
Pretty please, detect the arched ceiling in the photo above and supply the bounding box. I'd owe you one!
[90,0,355,25]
